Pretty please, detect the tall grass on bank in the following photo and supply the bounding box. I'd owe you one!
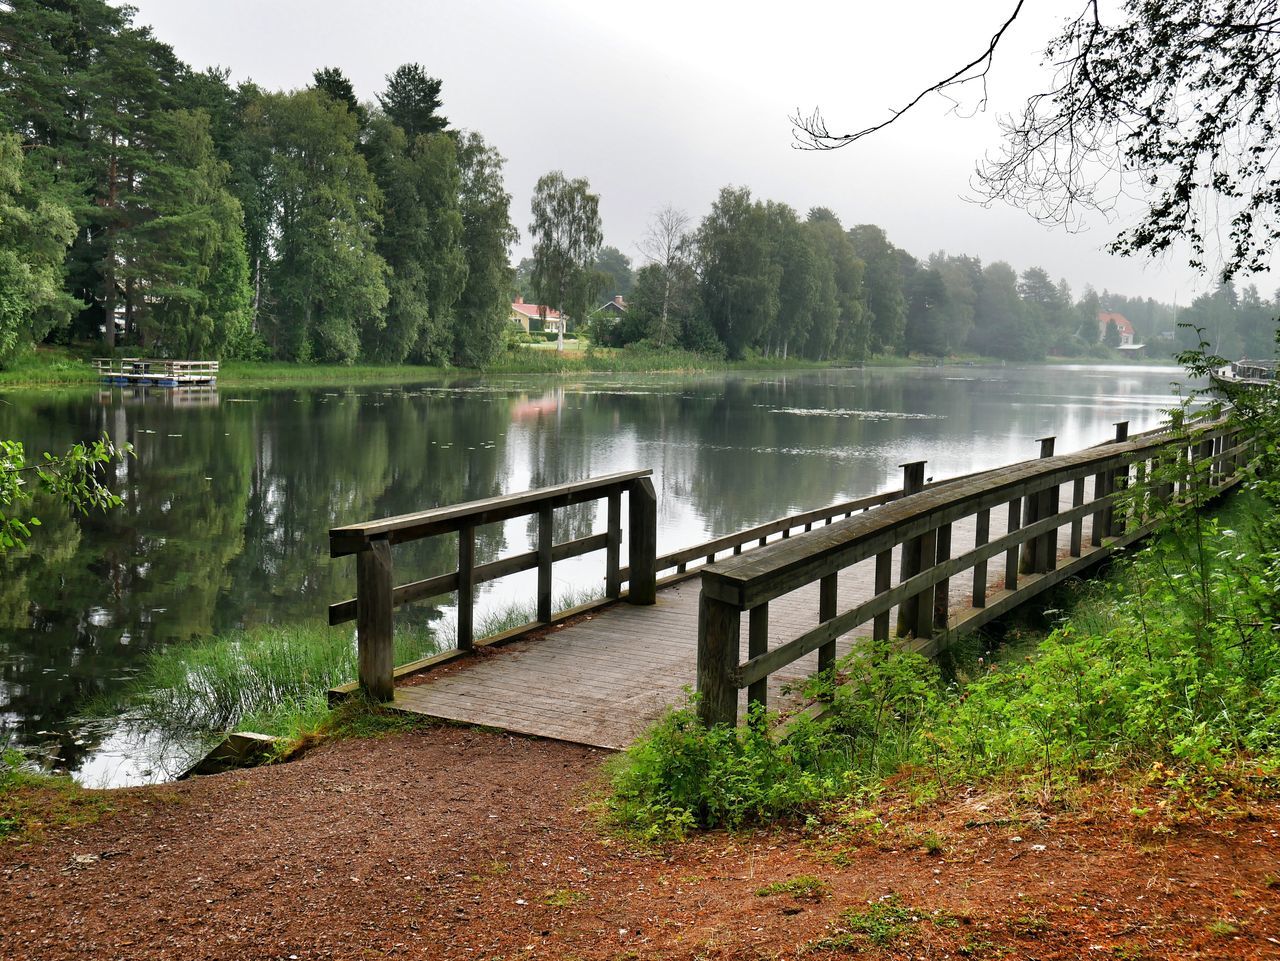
[117,621,440,740]
[118,587,605,743]
[608,490,1280,838]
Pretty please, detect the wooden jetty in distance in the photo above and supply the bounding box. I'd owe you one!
[328,413,1247,748]
[94,358,219,387]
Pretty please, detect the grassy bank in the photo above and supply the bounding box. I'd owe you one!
[0,343,1172,391]
[607,489,1280,838]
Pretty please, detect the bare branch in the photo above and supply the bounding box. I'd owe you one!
[791,0,1029,150]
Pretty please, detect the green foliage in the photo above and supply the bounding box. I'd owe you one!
[755,875,829,900]
[0,749,111,840]
[608,475,1280,834]
[529,170,603,339]
[0,133,77,362]
[0,433,129,554]
[113,620,441,736]
[245,89,389,363]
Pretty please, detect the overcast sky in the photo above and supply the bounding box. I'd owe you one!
[126,0,1261,306]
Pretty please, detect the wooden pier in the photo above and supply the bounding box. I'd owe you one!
[94,358,219,387]
[328,414,1247,748]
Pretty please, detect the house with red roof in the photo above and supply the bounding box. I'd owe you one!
[1097,311,1136,346]
[510,296,564,333]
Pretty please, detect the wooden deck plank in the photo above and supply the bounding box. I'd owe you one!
[385,509,1031,749]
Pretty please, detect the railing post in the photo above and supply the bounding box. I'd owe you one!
[933,523,952,629]
[1037,436,1058,572]
[873,549,892,642]
[1069,476,1085,556]
[1004,496,1021,589]
[457,523,476,650]
[537,504,554,623]
[896,461,930,639]
[1110,422,1130,536]
[628,477,657,605]
[747,603,769,711]
[972,509,990,607]
[818,574,837,673]
[605,491,621,598]
[1021,437,1054,574]
[356,535,395,702]
[697,591,740,727]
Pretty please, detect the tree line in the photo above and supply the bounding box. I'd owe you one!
[0,0,516,366]
[587,187,1192,362]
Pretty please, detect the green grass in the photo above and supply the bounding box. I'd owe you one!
[0,346,98,387]
[0,749,112,840]
[755,875,829,901]
[114,620,442,740]
[811,896,939,949]
[607,486,1280,837]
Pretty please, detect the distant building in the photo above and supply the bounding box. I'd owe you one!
[591,295,628,321]
[1097,311,1137,346]
[510,296,564,333]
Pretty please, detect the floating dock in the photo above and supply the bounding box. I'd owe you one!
[94,358,218,387]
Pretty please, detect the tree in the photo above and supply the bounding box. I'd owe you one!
[1103,317,1122,349]
[696,187,779,359]
[245,89,389,363]
[638,205,692,348]
[363,115,465,364]
[795,1,1280,281]
[529,171,602,350]
[119,110,252,357]
[0,133,77,362]
[904,267,951,357]
[593,245,633,300]
[378,63,448,139]
[847,224,906,354]
[453,132,518,367]
[312,66,365,125]
[806,208,868,359]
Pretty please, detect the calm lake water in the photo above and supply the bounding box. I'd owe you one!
[0,364,1192,784]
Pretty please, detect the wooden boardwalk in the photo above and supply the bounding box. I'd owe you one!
[393,509,1028,749]
[332,417,1244,748]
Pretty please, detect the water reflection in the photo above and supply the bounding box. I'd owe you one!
[0,364,1192,781]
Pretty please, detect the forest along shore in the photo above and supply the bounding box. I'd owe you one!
[1,726,1276,961]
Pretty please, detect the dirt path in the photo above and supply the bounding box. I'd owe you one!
[2,727,1277,960]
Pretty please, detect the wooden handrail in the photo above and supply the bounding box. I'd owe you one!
[695,414,1244,727]
[330,468,652,555]
[330,470,658,701]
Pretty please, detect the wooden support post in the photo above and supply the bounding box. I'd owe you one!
[913,526,937,641]
[1102,421,1129,540]
[605,491,621,598]
[537,505,553,624]
[747,603,769,711]
[818,573,837,674]
[896,461,928,638]
[933,522,952,629]
[356,536,395,702]
[697,592,740,727]
[1091,468,1109,547]
[1021,437,1056,574]
[628,477,657,605]
[873,549,892,642]
[1004,497,1021,590]
[457,523,476,650]
[1069,476,1085,557]
[1038,438,1059,572]
[972,509,990,607]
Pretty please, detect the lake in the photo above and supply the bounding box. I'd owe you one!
[0,364,1192,784]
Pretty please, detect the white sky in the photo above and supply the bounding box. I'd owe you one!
[125,0,1266,305]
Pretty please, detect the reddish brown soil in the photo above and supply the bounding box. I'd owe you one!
[2,727,1277,960]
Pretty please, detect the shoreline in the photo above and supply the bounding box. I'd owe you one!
[0,347,1179,392]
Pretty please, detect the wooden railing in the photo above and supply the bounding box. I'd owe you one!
[329,470,657,700]
[694,415,1248,727]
